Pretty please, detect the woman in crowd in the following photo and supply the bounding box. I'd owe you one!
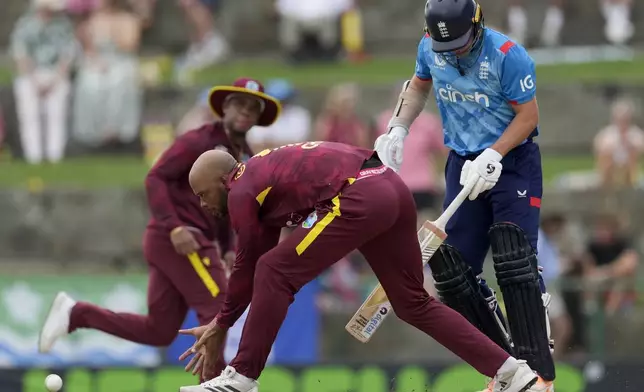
[72,0,143,150]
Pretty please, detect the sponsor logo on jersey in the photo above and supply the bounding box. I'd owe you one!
[437,84,490,107]
[434,54,447,69]
[356,165,388,180]
[302,212,318,229]
[520,75,535,92]
[479,57,490,80]
[233,164,245,180]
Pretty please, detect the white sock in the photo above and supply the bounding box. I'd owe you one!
[541,6,564,46]
[497,356,520,375]
[508,6,528,45]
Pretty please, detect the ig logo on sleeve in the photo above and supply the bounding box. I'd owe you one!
[519,75,534,92]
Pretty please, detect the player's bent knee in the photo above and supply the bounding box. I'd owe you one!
[254,257,295,293]
[489,222,555,380]
[389,293,434,325]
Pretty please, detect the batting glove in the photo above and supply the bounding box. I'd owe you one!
[459,148,503,201]
[374,126,408,172]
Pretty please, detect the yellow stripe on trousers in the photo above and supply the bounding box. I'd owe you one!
[296,195,341,256]
[187,252,220,297]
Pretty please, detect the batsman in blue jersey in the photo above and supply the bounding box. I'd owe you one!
[374,1,554,391]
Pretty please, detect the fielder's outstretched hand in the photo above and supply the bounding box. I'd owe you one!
[179,323,226,380]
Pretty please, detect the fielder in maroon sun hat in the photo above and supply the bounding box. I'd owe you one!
[209,78,282,127]
[34,77,282,386]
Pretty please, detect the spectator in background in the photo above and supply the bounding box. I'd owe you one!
[175,0,229,71]
[71,0,143,150]
[537,213,573,360]
[118,0,230,70]
[65,0,97,24]
[375,85,446,220]
[275,0,351,62]
[507,0,565,46]
[340,1,368,63]
[601,0,634,45]
[247,79,311,151]
[176,88,218,135]
[314,83,368,148]
[10,0,77,164]
[585,212,639,316]
[593,98,644,189]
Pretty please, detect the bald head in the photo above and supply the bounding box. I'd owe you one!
[189,150,238,191]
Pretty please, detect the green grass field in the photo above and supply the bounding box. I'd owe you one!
[188,57,644,87]
[2,56,644,87]
[1,154,597,190]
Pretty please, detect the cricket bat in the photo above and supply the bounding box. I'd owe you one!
[345,182,474,343]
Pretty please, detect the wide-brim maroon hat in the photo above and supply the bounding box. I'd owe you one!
[208,78,282,127]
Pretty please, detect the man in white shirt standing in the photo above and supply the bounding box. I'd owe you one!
[246,79,312,151]
[275,0,352,61]
[10,0,77,164]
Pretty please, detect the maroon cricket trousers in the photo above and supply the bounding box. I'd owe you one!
[69,228,229,379]
[228,168,510,380]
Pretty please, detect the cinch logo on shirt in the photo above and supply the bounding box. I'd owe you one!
[437,84,491,108]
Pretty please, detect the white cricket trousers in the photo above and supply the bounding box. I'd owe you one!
[13,70,70,164]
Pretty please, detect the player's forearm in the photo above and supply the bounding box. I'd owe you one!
[144,174,184,229]
[491,103,539,156]
[215,227,281,328]
[215,266,254,329]
[388,76,432,131]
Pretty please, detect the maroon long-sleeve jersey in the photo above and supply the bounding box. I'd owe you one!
[216,141,375,328]
[145,122,252,253]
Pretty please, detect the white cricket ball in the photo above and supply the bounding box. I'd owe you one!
[45,374,63,392]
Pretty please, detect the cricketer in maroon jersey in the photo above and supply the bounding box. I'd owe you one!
[37,78,282,381]
[177,142,530,386]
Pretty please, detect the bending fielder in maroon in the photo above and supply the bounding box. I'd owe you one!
[181,142,538,391]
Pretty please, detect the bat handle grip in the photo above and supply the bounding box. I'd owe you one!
[434,180,475,229]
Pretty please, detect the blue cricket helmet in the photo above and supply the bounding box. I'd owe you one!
[424,0,484,53]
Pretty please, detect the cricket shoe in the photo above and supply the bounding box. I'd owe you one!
[493,360,538,392]
[485,371,554,392]
[180,366,259,392]
[38,292,76,353]
[527,377,554,392]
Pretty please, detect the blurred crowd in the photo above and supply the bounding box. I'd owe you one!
[5,0,640,163]
[505,0,635,47]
